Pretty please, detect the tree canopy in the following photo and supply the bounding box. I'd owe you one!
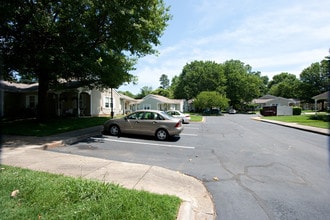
[0,0,171,121]
[267,72,301,98]
[159,74,170,89]
[172,59,267,110]
[299,60,329,102]
[135,86,153,99]
[172,61,226,100]
[223,60,265,109]
[193,91,229,111]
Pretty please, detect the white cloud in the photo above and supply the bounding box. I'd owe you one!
[119,0,330,94]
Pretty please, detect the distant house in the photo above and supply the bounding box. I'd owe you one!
[252,95,298,107]
[134,94,186,112]
[252,95,299,116]
[312,91,329,111]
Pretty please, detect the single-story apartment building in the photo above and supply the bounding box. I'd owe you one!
[312,91,329,111]
[252,94,298,107]
[0,81,187,119]
[133,94,185,112]
[252,94,299,116]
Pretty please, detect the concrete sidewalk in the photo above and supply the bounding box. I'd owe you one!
[1,127,216,220]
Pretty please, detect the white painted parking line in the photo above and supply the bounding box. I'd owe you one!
[181,133,198,136]
[92,137,195,149]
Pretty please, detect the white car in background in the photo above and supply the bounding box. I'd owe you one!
[166,110,191,124]
[228,109,237,114]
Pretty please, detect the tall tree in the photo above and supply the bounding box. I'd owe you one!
[152,88,171,97]
[118,91,136,99]
[159,74,170,89]
[299,61,329,102]
[268,72,300,98]
[193,91,229,111]
[223,60,263,109]
[136,86,153,99]
[173,61,226,99]
[0,0,171,121]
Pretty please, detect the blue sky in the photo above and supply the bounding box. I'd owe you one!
[119,0,330,94]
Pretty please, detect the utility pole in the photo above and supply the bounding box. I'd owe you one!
[110,88,114,118]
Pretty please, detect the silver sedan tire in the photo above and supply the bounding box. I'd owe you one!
[156,129,168,141]
[109,125,120,136]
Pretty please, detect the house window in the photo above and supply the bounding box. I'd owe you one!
[104,96,110,108]
[143,104,151,110]
[26,95,37,108]
[104,96,115,109]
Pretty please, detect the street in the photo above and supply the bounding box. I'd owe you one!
[49,114,330,220]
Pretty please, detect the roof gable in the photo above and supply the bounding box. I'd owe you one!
[1,80,38,93]
[142,94,182,104]
[312,91,329,100]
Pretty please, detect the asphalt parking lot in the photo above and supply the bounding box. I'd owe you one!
[48,114,330,220]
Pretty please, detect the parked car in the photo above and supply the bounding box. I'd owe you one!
[103,110,184,141]
[203,108,222,115]
[228,109,237,114]
[166,110,191,124]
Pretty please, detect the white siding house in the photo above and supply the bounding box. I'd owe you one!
[252,95,298,107]
[252,94,298,116]
[136,94,185,112]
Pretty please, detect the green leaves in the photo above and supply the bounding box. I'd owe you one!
[194,91,229,111]
[172,59,265,110]
[1,0,171,89]
[173,61,226,100]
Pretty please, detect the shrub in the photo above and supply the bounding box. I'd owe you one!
[309,114,330,122]
[292,107,302,115]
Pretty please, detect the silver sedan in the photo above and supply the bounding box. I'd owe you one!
[103,110,184,141]
[166,110,191,124]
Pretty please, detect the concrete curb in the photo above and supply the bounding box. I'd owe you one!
[252,117,330,136]
[177,202,194,220]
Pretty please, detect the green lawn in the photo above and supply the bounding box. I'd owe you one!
[0,165,181,220]
[263,114,329,129]
[2,117,110,136]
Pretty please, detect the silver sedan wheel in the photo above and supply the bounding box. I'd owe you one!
[156,129,168,141]
[109,125,120,136]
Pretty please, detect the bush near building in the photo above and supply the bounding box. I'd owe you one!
[293,107,302,115]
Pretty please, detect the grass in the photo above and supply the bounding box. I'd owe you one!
[2,117,109,136]
[263,114,330,129]
[0,165,181,220]
[189,114,203,122]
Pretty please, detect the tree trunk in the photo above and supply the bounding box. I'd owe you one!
[37,72,50,122]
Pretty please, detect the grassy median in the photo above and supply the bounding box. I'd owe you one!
[2,117,110,136]
[0,165,181,220]
[263,113,329,129]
